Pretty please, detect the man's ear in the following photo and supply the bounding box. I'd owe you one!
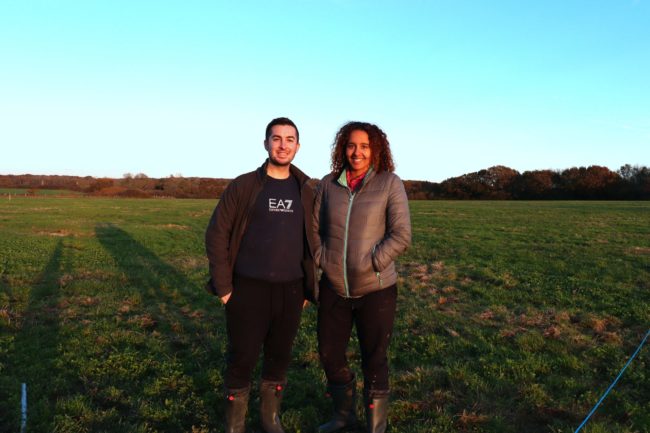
[263,139,269,151]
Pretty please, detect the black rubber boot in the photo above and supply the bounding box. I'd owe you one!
[317,377,357,433]
[225,385,250,433]
[364,391,389,433]
[259,380,286,433]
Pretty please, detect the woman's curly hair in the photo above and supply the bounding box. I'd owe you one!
[330,121,395,176]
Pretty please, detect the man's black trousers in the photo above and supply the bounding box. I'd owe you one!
[224,275,304,389]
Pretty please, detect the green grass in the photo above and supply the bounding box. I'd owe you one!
[0,198,648,433]
[0,188,82,196]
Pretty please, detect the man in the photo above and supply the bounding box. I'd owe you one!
[205,117,317,433]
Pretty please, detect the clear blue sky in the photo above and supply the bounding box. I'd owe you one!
[1,0,648,182]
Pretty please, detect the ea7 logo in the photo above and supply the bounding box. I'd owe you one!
[269,199,293,210]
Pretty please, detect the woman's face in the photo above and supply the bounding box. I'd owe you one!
[346,129,372,177]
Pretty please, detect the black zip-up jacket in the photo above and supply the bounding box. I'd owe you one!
[205,160,318,302]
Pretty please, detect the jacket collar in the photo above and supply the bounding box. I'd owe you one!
[337,166,375,191]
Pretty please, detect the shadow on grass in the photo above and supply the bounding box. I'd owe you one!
[0,239,66,432]
[94,223,226,428]
[94,221,222,344]
[94,222,327,432]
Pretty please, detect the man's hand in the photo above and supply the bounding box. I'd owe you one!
[220,292,232,305]
[303,299,309,309]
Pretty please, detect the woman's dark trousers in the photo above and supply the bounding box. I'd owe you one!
[317,282,397,432]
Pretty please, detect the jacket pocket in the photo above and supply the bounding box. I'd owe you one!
[371,245,380,272]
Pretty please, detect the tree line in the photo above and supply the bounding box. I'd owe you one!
[0,174,231,199]
[404,164,649,200]
[1,164,648,200]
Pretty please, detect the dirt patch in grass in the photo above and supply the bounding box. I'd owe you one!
[431,261,445,272]
[437,295,460,307]
[501,272,518,289]
[581,314,622,335]
[600,331,623,344]
[517,312,546,327]
[446,327,460,337]
[169,256,206,270]
[478,309,495,320]
[56,271,113,287]
[75,269,115,282]
[456,409,489,427]
[538,406,577,422]
[460,276,473,286]
[117,298,142,315]
[128,314,157,329]
[543,325,561,339]
[180,306,204,319]
[118,303,133,314]
[554,311,571,323]
[27,207,57,211]
[0,307,21,328]
[403,260,462,291]
[36,229,72,237]
[442,285,457,294]
[499,327,528,338]
[497,308,576,339]
[628,246,650,255]
[158,224,190,230]
[78,296,100,307]
[58,273,74,287]
[189,211,211,218]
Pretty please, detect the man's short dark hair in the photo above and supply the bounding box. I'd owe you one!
[265,117,299,142]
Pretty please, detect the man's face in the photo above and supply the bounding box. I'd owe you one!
[264,125,300,167]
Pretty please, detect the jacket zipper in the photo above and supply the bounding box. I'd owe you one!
[342,190,355,297]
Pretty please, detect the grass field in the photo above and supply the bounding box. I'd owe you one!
[0,188,83,197]
[0,197,648,433]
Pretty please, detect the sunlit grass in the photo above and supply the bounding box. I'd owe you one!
[0,198,648,432]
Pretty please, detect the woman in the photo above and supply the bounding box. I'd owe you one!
[313,121,411,433]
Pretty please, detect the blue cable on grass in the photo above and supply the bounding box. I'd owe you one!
[574,329,650,433]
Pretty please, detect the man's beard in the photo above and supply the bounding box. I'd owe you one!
[269,155,292,167]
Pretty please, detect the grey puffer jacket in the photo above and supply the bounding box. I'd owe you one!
[313,168,411,298]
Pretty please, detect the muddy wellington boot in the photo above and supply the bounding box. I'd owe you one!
[364,391,389,433]
[318,377,358,433]
[259,380,287,433]
[225,385,250,433]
